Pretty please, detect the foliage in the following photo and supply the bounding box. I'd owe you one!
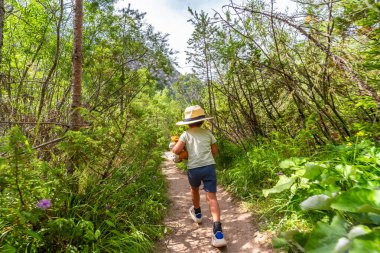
[182,1,380,250]
[262,137,380,252]
[183,0,380,150]
[0,0,179,251]
[0,110,169,252]
[1,0,379,251]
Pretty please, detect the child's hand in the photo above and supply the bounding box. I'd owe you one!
[168,142,176,150]
[168,135,188,162]
[169,135,180,150]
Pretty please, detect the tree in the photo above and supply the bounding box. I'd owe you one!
[184,0,379,147]
[0,0,4,66]
[187,9,217,131]
[70,0,83,131]
[0,0,4,104]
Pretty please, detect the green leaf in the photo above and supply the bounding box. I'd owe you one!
[368,213,380,225]
[334,237,350,253]
[26,229,42,241]
[335,164,354,179]
[84,229,95,241]
[95,229,101,240]
[105,220,115,227]
[345,212,380,225]
[347,225,371,240]
[272,237,288,248]
[262,175,296,197]
[111,229,122,236]
[349,230,380,253]
[331,188,380,214]
[300,194,331,211]
[303,163,323,180]
[320,175,339,186]
[82,245,89,253]
[304,216,348,253]
[0,244,17,253]
[279,159,295,169]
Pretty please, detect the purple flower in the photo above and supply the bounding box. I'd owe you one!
[37,199,51,210]
[276,172,284,176]
[106,204,111,210]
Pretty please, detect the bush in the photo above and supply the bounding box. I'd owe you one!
[263,138,380,252]
[0,125,169,252]
[216,132,380,250]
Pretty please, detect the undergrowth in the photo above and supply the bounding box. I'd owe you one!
[216,132,380,252]
[0,125,169,253]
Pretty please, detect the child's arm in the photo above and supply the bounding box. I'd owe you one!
[172,140,185,155]
[211,143,217,158]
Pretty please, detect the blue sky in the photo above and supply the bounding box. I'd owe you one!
[116,0,297,73]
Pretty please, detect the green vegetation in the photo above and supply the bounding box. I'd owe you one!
[1,123,168,252]
[0,0,181,251]
[1,0,379,252]
[182,0,380,252]
[0,90,182,252]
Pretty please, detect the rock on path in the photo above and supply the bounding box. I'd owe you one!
[155,158,273,253]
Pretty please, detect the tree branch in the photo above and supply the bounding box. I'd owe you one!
[0,121,69,127]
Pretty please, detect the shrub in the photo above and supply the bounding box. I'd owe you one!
[0,125,169,252]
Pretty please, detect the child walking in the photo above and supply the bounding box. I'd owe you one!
[171,105,227,248]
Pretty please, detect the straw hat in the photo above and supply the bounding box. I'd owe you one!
[176,105,213,126]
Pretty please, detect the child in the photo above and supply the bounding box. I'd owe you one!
[171,105,227,248]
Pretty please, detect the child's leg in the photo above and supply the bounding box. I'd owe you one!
[191,187,200,209]
[202,165,220,222]
[206,192,221,222]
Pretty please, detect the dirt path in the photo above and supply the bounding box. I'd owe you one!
[156,157,274,253]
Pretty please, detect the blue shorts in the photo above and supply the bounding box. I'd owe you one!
[187,164,217,193]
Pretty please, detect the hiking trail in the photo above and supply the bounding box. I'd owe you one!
[156,156,274,253]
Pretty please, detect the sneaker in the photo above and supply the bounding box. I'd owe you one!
[189,206,202,223]
[212,231,227,248]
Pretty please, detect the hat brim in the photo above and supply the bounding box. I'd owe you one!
[176,117,213,126]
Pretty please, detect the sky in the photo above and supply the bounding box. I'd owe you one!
[115,0,297,74]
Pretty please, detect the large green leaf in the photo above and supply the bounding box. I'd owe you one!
[262,175,296,197]
[331,188,380,214]
[347,225,371,240]
[0,245,17,253]
[368,213,380,225]
[272,237,288,248]
[300,194,331,211]
[279,159,295,169]
[303,163,323,180]
[335,164,355,180]
[349,230,380,253]
[304,216,348,253]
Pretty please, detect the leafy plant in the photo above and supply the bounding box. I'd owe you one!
[0,109,170,252]
[263,140,380,252]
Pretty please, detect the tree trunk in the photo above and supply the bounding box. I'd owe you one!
[0,0,4,66]
[0,0,4,102]
[70,0,83,131]
[67,0,83,175]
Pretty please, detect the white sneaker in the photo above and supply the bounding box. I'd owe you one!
[212,231,227,248]
[188,206,202,223]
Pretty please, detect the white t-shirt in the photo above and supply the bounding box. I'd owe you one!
[179,127,216,169]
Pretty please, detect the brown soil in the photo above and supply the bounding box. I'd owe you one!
[155,157,274,253]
